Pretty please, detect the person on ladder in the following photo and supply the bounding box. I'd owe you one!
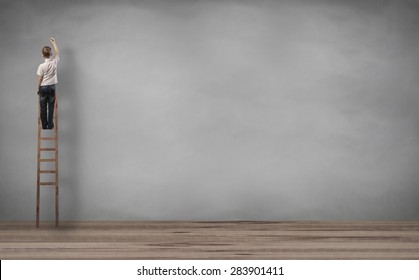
[37,37,59,129]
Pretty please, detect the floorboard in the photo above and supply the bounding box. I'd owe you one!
[1,221,419,259]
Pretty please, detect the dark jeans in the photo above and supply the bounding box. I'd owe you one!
[39,84,56,129]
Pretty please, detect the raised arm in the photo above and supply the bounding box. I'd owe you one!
[50,37,59,57]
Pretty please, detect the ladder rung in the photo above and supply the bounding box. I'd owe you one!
[40,170,56,173]
[40,148,56,151]
[40,159,56,162]
[40,137,56,140]
[40,182,56,186]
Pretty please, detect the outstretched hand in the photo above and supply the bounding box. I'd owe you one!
[50,37,56,44]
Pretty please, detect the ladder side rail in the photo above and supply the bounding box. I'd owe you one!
[36,96,41,228]
[54,92,59,227]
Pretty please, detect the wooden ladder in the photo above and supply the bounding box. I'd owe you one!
[36,93,59,228]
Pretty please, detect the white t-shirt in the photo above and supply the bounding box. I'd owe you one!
[37,56,59,86]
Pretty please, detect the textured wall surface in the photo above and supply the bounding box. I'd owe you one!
[1,0,419,220]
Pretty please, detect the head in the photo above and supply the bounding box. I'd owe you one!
[42,46,52,58]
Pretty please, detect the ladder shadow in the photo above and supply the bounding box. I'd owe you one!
[58,48,82,221]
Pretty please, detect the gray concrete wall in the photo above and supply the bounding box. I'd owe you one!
[1,0,419,220]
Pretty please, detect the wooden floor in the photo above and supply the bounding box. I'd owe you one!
[1,221,419,259]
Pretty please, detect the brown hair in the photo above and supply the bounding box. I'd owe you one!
[42,46,51,58]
